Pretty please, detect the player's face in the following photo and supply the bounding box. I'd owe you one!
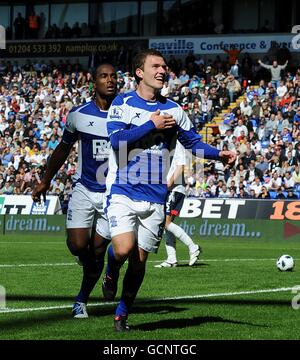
[95,64,117,97]
[138,55,167,90]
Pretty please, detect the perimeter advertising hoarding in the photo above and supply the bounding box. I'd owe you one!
[1,200,299,239]
[0,215,65,236]
[149,34,300,55]
[1,215,298,240]
[176,199,300,241]
[1,39,148,58]
[179,199,300,221]
[0,195,61,215]
[175,218,300,241]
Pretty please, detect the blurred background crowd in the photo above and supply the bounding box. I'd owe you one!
[1,49,300,211]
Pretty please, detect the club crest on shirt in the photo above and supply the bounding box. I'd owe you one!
[110,107,123,120]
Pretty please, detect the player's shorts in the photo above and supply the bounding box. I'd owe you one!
[165,191,185,216]
[106,194,165,253]
[66,182,110,240]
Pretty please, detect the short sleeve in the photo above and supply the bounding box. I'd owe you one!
[62,111,78,144]
[107,95,131,137]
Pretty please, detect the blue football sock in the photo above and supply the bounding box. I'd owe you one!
[115,300,128,317]
[115,267,145,317]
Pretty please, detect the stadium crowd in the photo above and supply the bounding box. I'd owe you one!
[1,51,300,210]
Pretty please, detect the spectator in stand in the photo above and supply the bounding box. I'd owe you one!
[218,184,230,198]
[283,171,295,190]
[258,186,270,199]
[200,94,213,124]
[27,10,40,39]
[50,177,65,195]
[240,98,252,117]
[0,180,14,195]
[258,59,288,89]
[234,119,248,138]
[292,163,300,190]
[282,128,292,143]
[167,71,181,92]
[250,176,263,197]
[14,13,26,40]
[293,107,300,125]
[229,59,242,83]
[276,80,288,99]
[224,74,241,102]
[178,69,190,87]
[257,120,267,140]
[47,135,59,150]
[13,173,24,194]
[249,189,256,198]
[287,189,298,199]
[222,45,243,66]
[276,187,286,199]
[255,155,269,174]
[269,172,282,191]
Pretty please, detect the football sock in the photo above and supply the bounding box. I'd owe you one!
[165,229,177,264]
[105,244,125,281]
[166,222,195,249]
[115,300,128,317]
[115,266,145,317]
[75,250,105,304]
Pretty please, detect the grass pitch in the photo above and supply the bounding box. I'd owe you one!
[0,232,300,340]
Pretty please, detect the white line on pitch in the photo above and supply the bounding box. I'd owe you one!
[0,287,295,314]
[0,242,64,244]
[0,258,291,268]
[0,263,76,268]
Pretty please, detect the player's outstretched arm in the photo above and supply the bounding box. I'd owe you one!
[219,150,237,165]
[177,124,236,163]
[32,142,73,202]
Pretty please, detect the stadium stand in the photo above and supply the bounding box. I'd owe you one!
[1,52,300,209]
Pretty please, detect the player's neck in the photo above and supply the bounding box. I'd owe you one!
[136,84,160,102]
[94,95,111,111]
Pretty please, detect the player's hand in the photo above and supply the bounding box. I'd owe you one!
[150,110,176,130]
[219,150,237,165]
[32,181,49,203]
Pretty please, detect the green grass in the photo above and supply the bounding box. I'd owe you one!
[0,233,300,340]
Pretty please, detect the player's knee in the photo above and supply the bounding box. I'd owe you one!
[113,247,130,262]
[66,237,87,255]
[93,238,109,258]
[94,244,107,259]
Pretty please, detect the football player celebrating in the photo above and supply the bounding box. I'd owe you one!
[102,49,236,331]
[32,63,117,318]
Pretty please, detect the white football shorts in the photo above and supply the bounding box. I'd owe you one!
[66,182,110,240]
[106,194,165,253]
